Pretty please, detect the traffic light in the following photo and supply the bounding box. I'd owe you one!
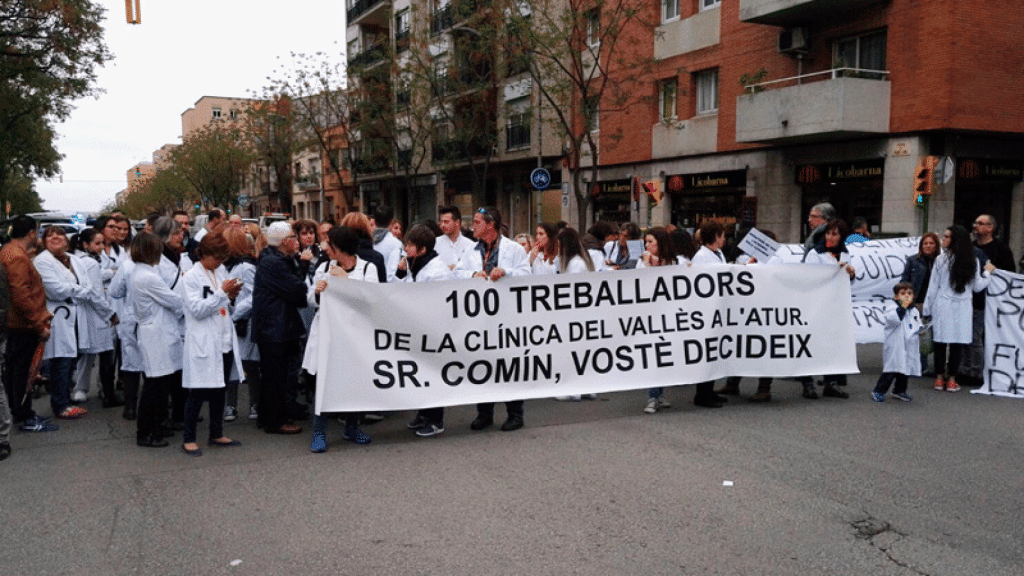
[913,157,937,207]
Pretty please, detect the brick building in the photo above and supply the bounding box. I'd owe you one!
[577,0,1024,252]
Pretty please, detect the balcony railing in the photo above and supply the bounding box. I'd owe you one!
[347,0,391,24]
[742,67,889,93]
[348,44,387,69]
[506,123,531,150]
[294,175,320,190]
[430,0,478,36]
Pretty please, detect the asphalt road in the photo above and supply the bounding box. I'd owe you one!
[2,343,1022,576]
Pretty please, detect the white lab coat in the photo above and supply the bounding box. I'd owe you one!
[922,252,989,344]
[691,245,727,265]
[531,254,558,276]
[301,257,379,375]
[400,255,453,283]
[435,233,476,270]
[182,264,243,389]
[557,255,595,274]
[130,263,184,378]
[454,236,531,278]
[587,249,608,272]
[73,252,115,354]
[226,259,259,363]
[373,230,404,283]
[34,250,92,359]
[108,256,145,372]
[882,305,923,376]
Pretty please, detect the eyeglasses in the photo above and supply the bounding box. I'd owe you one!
[974,220,992,226]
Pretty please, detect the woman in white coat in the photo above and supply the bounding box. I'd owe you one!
[108,246,145,420]
[154,216,192,426]
[129,232,184,449]
[554,227,598,402]
[71,229,120,407]
[397,225,453,437]
[222,226,262,422]
[528,222,559,276]
[306,226,379,453]
[180,233,244,456]
[635,227,679,412]
[923,225,995,392]
[34,226,93,420]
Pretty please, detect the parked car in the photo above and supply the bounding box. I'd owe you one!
[258,213,290,231]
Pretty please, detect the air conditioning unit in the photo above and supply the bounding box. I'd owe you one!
[778,27,809,53]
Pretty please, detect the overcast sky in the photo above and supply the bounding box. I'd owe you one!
[35,0,346,214]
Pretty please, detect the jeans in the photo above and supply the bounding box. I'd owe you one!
[873,373,909,395]
[0,333,11,443]
[49,356,78,415]
[647,388,663,399]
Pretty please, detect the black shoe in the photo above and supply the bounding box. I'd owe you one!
[470,416,493,431]
[157,426,176,439]
[137,435,169,448]
[122,406,137,421]
[713,394,729,403]
[822,385,849,399]
[500,416,524,431]
[164,421,184,431]
[102,397,125,409]
[693,396,723,409]
[802,384,820,400]
[407,415,428,430]
[0,442,10,461]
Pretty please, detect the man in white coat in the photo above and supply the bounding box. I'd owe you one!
[435,205,475,270]
[370,205,403,283]
[455,207,531,432]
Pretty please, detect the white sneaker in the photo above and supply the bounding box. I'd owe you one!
[248,405,258,420]
[223,406,238,422]
[657,397,671,409]
[644,398,659,413]
[71,391,87,403]
[555,395,582,401]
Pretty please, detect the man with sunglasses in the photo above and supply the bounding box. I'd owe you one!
[455,207,531,431]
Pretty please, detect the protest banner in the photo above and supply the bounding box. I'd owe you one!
[975,270,1024,398]
[314,264,859,413]
[774,237,920,342]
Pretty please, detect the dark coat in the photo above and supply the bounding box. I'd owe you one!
[252,246,308,344]
[357,238,387,283]
[900,254,934,303]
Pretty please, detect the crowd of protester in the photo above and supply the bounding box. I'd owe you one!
[0,201,1015,460]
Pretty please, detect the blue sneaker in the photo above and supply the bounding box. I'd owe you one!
[343,427,372,445]
[20,417,59,432]
[891,392,913,402]
[310,430,327,453]
[871,392,886,403]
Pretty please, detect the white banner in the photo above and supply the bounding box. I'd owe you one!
[975,270,1024,398]
[315,264,859,413]
[775,237,921,343]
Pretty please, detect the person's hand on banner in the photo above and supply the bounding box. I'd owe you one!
[316,279,329,294]
[489,268,506,281]
[843,262,855,279]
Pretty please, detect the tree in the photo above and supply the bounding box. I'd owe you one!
[0,169,44,215]
[0,0,111,209]
[243,93,306,213]
[168,123,254,212]
[503,0,657,227]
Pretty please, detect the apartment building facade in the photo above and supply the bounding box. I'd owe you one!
[576,0,1024,251]
[346,0,564,232]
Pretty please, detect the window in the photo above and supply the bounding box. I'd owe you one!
[507,96,531,150]
[229,109,238,120]
[348,39,359,57]
[396,9,411,49]
[211,107,222,119]
[586,10,600,47]
[659,79,677,121]
[663,0,679,22]
[701,0,721,10]
[695,69,718,115]
[834,30,887,78]
[584,96,599,131]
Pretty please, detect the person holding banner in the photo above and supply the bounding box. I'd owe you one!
[529,222,559,276]
[307,226,380,452]
[923,225,996,392]
[637,227,681,413]
[398,225,455,436]
[801,219,856,399]
[554,227,598,402]
[457,207,530,432]
[689,221,734,408]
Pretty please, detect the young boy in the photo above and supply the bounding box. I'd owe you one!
[872,282,923,402]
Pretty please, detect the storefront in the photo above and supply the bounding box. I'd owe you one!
[797,159,884,240]
[591,179,633,224]
[666,169,747,233]
[954,158,1022,240]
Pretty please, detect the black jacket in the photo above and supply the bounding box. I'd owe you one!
[357,238,387,283]
[900,254,934,303]
[252,246,308,344]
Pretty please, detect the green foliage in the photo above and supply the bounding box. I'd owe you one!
[0,0,112,201]
[739,68,768,94]
[169,124,254,211]
[0,169,44,215]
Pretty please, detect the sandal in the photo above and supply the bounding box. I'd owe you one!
[58,406,88,419]
[181,443,203,457]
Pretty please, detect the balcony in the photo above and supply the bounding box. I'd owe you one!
[347,0,391,28]
[348,44,387,70]
[735,70,890,144]
[506,123,531,150]
[295,175,320,191]
[432,136,492,163]
[738,0,884,27]
[430,0,478,36]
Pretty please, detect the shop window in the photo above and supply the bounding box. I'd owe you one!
[659,78,677,121]
[695,69,718,115]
